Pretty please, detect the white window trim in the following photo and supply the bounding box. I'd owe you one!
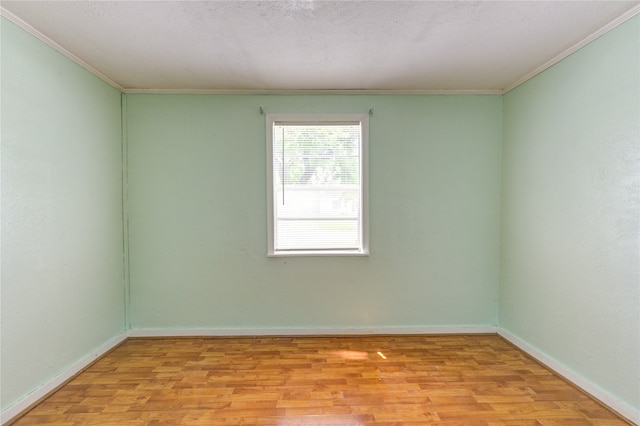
[266,113,369,257]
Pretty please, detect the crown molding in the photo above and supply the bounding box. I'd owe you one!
[122,88,503,95]
[2,3,638,96]
[503,3,640,94]
[0,6,124,91]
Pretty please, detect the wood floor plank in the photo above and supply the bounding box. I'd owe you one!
[10,335,631,425]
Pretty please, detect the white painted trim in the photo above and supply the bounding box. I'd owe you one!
[0,333,128,425]
[0,5,497,96]
[122,88,503,95]
[127,325,498,338]
[2,3,638,96]
[503,4,640,94]
[0,6,124,91]
[266,113,370,257]
[4,328,634,424]
[498,328,639,425]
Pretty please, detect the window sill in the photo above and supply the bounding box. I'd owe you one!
[267,249,369,257]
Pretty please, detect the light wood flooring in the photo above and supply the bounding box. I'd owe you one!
[11,335,630,425]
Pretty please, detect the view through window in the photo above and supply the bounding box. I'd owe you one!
[267,114,369,256]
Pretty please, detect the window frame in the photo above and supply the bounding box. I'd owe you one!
[266,113,369,257]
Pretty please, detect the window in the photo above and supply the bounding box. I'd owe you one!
[267,114,369,256]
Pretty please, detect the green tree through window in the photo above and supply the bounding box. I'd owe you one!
[267,114,369,256]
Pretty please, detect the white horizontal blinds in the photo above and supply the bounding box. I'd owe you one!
[273,122,362,251]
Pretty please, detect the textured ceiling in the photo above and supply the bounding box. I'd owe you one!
[2,1,639,92]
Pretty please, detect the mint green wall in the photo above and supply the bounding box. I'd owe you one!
[1,18,125,410]
[126,94,502,330]
[3,5,637,418]
[500,15,639,412]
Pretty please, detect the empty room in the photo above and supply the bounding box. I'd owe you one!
[1,1,639,424]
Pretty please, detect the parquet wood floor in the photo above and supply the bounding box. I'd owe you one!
[11,335,630,425]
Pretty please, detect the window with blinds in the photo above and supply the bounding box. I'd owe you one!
[266,114,369,256]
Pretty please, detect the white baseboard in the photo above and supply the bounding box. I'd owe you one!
[5,327,635,425]
[0,325,494,424]
[127,325,498,338]
[1,332,128,425]
[498,328,639,425]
